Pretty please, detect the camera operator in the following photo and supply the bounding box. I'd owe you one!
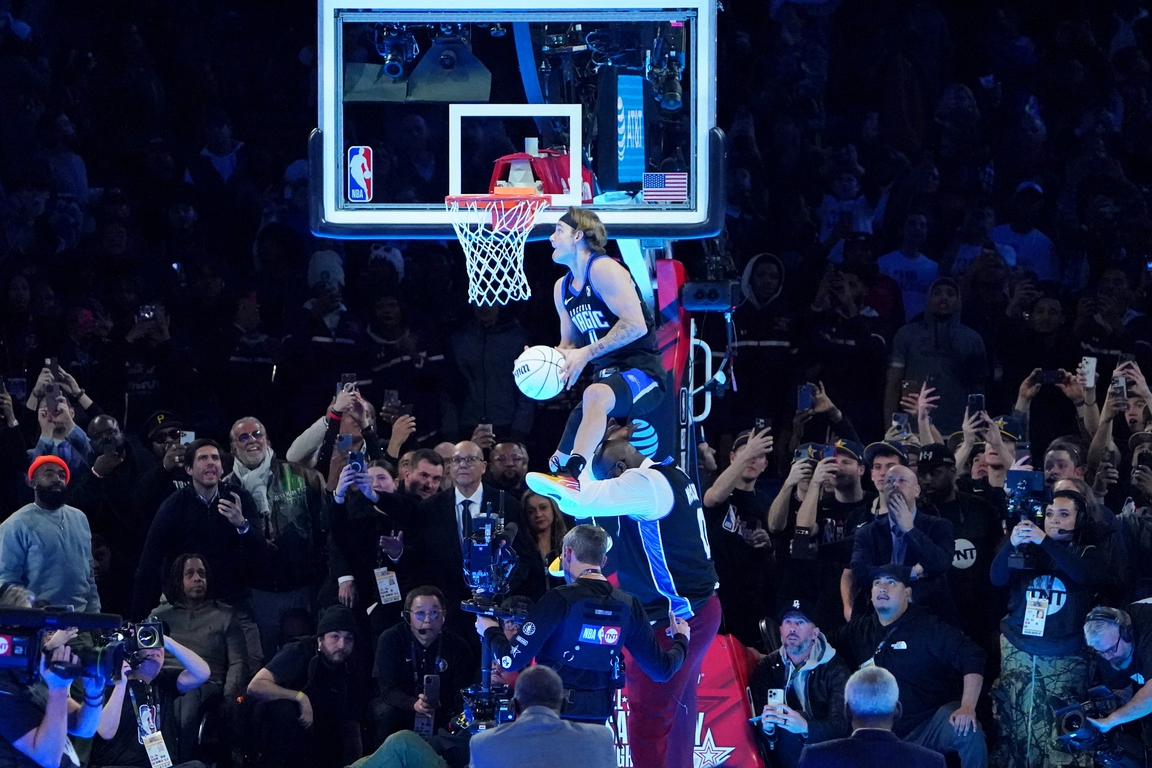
[90,634,211,768]
[990,489,1108,767]
[476,524,691,723]
[0,583,107,768]
[1082,603,1152,746]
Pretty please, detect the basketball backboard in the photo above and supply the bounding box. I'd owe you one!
[311,0,724,240]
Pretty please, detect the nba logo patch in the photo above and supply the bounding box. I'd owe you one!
[347,146,373,202]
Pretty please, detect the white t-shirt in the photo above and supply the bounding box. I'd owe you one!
[878,250,940,319]
[990,224,1058,281]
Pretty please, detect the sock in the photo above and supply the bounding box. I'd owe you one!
[564,454,587,477]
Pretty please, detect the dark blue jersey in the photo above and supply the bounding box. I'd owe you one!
[562,254,664,380]
[596,462,718,622]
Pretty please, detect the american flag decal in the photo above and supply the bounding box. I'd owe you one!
[642,172,689,202]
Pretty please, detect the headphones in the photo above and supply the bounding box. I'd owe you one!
[1086,606,1133,643]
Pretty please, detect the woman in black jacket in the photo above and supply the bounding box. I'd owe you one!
[989,489,1107,767]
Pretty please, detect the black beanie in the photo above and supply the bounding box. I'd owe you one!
[317,605,357,637]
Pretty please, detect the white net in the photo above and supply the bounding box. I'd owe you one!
[446,195,548,306]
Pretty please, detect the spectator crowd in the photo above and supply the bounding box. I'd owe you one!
[6,0,1152,767]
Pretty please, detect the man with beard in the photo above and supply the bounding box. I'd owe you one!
[487,441,530,497]
[0,455,101,610]
[226,417,329,659]
[1084,604,1152,739]
[1120,434,1152,600]
[247,605,367,768]
[90,632,212,768]
[750,599,850,767]
[849,465,956,621]
[915,444,1003,667]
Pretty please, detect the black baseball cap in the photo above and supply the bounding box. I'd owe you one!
[917,443,956,471]
[864,441,909,466]
[870,564,913,586]
[142,411,182,440]
[776,597,822,626]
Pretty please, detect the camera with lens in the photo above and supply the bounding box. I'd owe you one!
[454,495,525,733]
[1055,686,1145,768]
[0,605,129,684]
[108,620,165,667]
[1006,469,1047,570]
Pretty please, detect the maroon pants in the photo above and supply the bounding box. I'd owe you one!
[625,595,722,768]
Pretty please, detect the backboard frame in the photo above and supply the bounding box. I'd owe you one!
[310,0,725,241]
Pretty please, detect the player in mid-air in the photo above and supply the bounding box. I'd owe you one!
[544,206,666,489]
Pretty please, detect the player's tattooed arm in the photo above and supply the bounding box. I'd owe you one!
[584,259,647,360]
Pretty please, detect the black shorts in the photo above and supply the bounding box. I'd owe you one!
[557,367,665,454]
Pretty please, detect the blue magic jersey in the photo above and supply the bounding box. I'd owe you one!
[597,463,718,622]
[562,254,664,381]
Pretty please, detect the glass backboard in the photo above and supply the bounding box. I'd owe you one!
[311,0,723,240]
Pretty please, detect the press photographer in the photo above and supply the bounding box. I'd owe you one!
[90,631,211,768]
[475,524,691,723]
[0,587,116,768]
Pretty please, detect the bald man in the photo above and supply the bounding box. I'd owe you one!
[848,465,957,621]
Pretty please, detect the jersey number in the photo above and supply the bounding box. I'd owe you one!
[696,508,712,560]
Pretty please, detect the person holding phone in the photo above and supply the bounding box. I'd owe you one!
[132,438,268,664]
[749,599,851,767]
[790,440,871,623]
[28,383,93,476]
[225,417,330,660]
[701,427,776,649]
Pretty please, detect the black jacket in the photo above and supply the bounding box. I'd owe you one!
[750,635,851,767]
[850,510,956,620]
[830,605,985,737]
[797,728,945,768]
[131,482,267,619]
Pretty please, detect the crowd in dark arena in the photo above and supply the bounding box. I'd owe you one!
[8,1,1152,767]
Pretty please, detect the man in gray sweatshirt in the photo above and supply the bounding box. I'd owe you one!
[0,455,101,611]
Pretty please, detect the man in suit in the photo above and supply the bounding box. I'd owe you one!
[798,666,944,768]
[469,665,615,768]
[378,441,535,645]
[849,465,956,620]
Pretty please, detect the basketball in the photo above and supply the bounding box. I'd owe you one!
[513,346,566,401]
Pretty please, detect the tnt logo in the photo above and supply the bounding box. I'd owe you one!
[0,635,10,656]
[952,538,977,570]
[580,625,621,645]
[348,146,373,202]
[1027,575,1068,615]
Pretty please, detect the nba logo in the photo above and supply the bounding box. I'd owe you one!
[347,146,373,202]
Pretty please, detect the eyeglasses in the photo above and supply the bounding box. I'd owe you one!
[451,456,482,466]
[1094,634,1123,658]
[411,611,442,622]
[493,455,526,464]
[235,429,264,443]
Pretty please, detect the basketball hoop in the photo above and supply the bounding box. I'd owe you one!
[446,193,548,306]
